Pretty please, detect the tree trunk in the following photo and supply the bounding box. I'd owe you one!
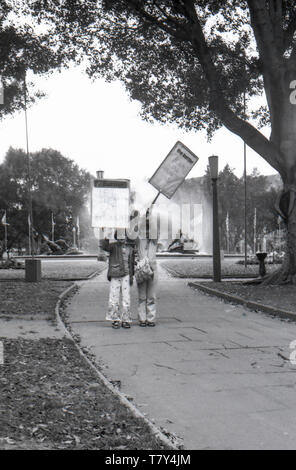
[259,65,296,285]
[262,185,296,285]
[285,194,296,281]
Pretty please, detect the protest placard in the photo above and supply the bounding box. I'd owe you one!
[149,141,198,199]
[91,179,130,228]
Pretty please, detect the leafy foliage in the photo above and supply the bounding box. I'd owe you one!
[5,1,296,170]
[0,148,91,251]
[204,164,280,252]
[26,0,265,137]
[0,1,74,117]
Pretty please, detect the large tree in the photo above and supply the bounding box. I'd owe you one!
[24,1,296,282]
[0,148,91,253]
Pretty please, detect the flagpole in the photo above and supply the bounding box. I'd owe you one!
[243,92,247,267]
[4,225,7,254]
[226,212,230,254]
[73,226,76,248]
[24,73,34,258]
[76,216,80,250]
[28,216,31,256]
[4,211,7,255]
[51,212,55,242]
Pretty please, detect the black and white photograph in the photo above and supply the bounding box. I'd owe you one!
[1,0,296,457]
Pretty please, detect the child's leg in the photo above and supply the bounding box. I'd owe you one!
[106,277,121,322]
[146,274,157,323]
[121,275,132,323]
[137,280,148,323]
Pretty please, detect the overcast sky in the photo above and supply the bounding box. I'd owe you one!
[0,65,276,203]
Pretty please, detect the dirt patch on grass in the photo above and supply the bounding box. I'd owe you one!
[0,337,171,450]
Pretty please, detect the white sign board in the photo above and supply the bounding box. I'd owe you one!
[91,179,130,228]
[149,141,199,199]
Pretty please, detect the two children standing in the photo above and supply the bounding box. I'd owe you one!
[99,210,158,329]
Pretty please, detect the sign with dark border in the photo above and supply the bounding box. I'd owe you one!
[91,179,130,228]
[149,141,199,199]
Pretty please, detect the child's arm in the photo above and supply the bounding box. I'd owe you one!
[100,229,118,252]
[99,238,111,252]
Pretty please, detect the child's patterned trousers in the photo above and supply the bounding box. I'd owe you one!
[106,275,132,323]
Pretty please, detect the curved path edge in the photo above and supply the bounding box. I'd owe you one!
[55,281,182,450]
[189,281,296,322]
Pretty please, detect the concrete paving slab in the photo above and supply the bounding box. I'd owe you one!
[65,265,296,449]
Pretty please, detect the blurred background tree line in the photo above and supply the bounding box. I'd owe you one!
[0,147,97,255]
[0,146,281,255]
[204,164,282,255]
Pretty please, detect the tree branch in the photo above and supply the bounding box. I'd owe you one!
[210,99,282,173]
[123,1,284,174]
[170,4,281,171]
[284,10,296,52]
[152,0,181,29]
[268,0,284,52]
[178,3,283,173]
[128,0,189,41]
[246,0,288,136]
[246,0,284,77]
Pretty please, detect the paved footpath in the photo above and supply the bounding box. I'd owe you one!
[66,264,296,450]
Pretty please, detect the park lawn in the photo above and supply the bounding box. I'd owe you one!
[0,337,171,450]
[0,260,106,280]
[0,278,171,450]
[195,281,296,315]
[0,280,72,319]
[161,259,296,315]
[160,258,278,278]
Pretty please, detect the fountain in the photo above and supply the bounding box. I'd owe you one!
[153,176,212,253]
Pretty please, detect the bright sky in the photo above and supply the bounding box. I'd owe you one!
[0,65,276,203]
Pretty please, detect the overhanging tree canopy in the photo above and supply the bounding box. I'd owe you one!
[0,148,91,252]
[0,0,74,117]
[20,1,296,282]
[28,1,296,177]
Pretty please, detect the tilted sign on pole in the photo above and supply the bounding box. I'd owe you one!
[91,179,130,228]
[149,141,199,199]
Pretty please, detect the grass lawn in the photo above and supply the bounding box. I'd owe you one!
[194,281,296,315]
[162,258,296,316]
[0,260,106,280]
[160,258,279,278]
[0,280,72,319]
[0,279,171,450]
